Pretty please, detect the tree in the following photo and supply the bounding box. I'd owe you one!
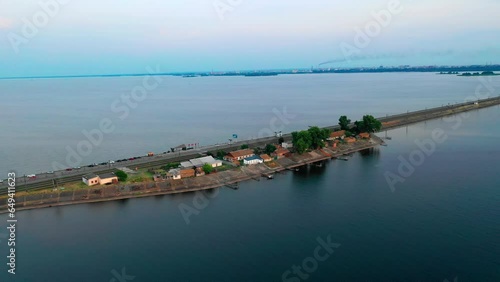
[254,147,263,155]
[202,163,213,174]
[307,126,330,149]
[339,115,351,131]
[115,170,128,182]
[264,144,277,155]
[356,115,382,133]
[278,137,285,144]
[216,150,227,159]
[295,139,308,154]
[240,144,249,149]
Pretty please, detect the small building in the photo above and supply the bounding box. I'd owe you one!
[168,169,182,180]
[243,155,263,165]
[345,137,357,143]
[180,168,195,178]
[99,173,119,185]
[281,142,293,149]
[224,149,254,162]
[328,130,346,140]
[190,156,222,168]
[180,161,194,169]
[82,174,100,186]
[273,148,290,159]
[359,132,370,139]
[260,154,272,162]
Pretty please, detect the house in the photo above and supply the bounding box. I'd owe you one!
[99,173,118,185]
[82,174,100,186]
[260,154,272,162]
[281,142,293,149]
[345,137,357,143]
[328,130,346,140]
[224,149,254,161]
[243,155,263,165]
[180,161,194,169]
[180,168,195,178]
[168,169,181,180]
[359,132,370,139]
[82,173,118,186]
[190,156,222,168]
[273,148,290,159]
[181,156,223,169]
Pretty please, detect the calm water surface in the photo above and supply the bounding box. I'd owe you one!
[0,106,498,281]
[1,73,499,175]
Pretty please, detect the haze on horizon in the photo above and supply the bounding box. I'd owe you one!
[0,0,499,77]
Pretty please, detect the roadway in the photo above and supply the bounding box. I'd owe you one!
[2,95,499,194]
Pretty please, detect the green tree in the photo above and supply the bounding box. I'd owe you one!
[202,163,213,174]
[278,137,285,144]
[216,150,227,159]
[307,126,330,149]
[115,170,128,182]
[264,144,277,155]
[295,139,308,154]
[339,115,351,131]
[361,115,382,133]
[254,147,263,155]
[240,144,249,149]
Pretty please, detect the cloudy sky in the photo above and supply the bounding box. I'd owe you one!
[0,0,499,77]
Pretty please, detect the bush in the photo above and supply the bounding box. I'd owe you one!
[115,170,128,182]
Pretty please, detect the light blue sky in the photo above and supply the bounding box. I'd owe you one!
[1,0,499,77]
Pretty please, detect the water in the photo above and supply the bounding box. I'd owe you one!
[0,106,499,281]
[1,73,499,176]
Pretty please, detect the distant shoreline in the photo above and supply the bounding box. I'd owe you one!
[2,64,500,80]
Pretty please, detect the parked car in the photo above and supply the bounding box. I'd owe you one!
[99,162,108,165]
[109,161,115,164]
[121,159,128,162]
[65,168,73,171]
[47,171,54,174]
[27,174,36,179]
[88,164,95,168]
[128,158,135,161]
[74,167,81,169]
[0,179,4,183]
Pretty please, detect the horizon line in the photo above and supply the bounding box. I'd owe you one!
[1,63,499,80]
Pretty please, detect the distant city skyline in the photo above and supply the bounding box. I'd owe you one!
[1,0,499,77]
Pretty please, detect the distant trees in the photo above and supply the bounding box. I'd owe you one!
[115,170,128,182]
[339,115,351,131]
[278,137,285,144]
[163,163,180,170]
[240,144,249,149]
[291,126,331,154]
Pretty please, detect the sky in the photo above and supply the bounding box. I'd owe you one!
[0,0,499,77]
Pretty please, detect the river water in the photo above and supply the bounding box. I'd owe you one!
[0,99,499,281]
[1,73,499,176]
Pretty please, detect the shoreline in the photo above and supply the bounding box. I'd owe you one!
[0,139,382,214]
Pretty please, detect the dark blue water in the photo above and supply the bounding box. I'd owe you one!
[0,106,499,281]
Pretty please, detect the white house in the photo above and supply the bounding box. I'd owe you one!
[168,169,182,180]
[99,173,118,185]
[243,155,263,165]
[82,174,100,186]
